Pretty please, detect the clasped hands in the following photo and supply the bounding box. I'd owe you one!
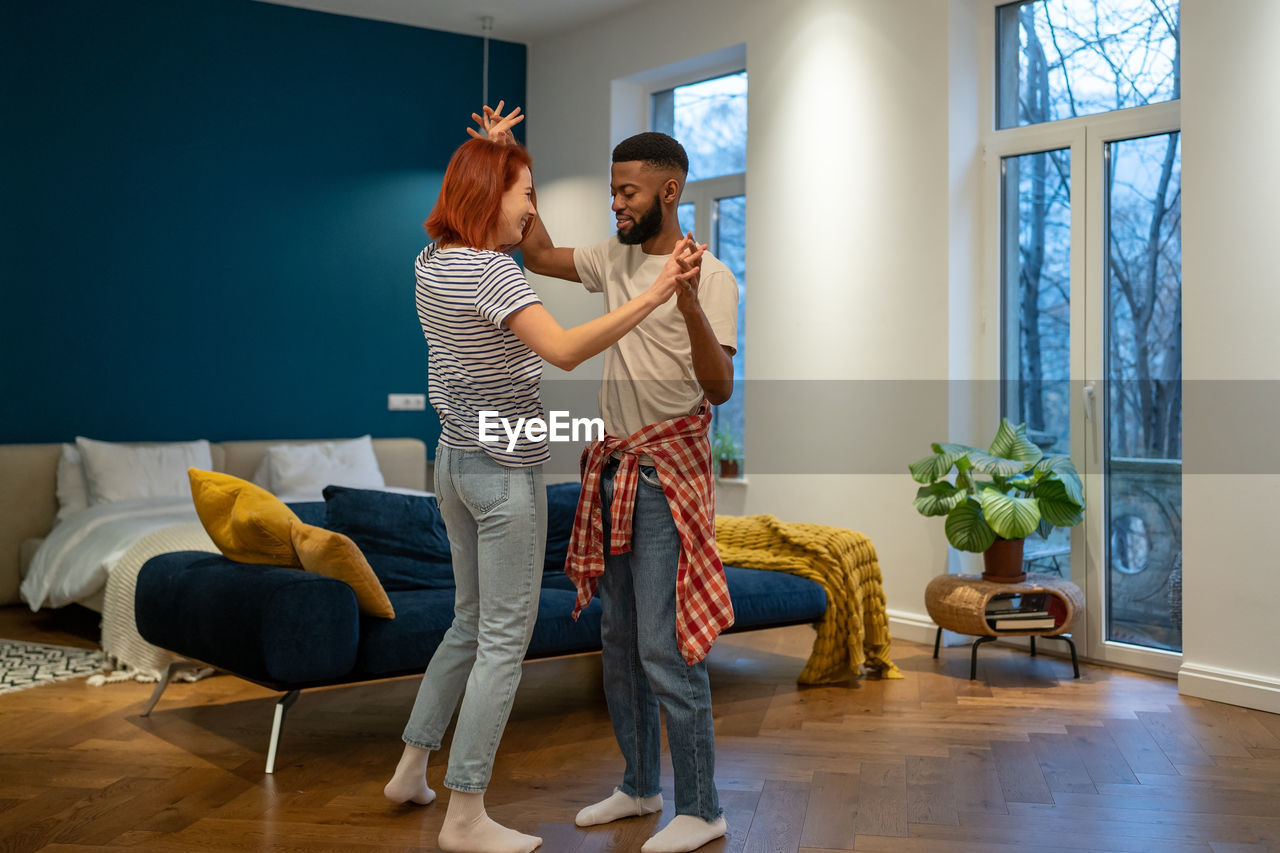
[467,101,523,145]
[663,233,708,309]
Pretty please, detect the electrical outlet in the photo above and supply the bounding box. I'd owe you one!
[388,393,426,411]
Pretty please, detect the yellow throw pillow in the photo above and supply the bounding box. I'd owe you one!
[189,468,301,568]
[290,520,395,619]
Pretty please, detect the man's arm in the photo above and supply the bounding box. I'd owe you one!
[677,271,734,405]
[684,313,734,405]
[520,215,581,282]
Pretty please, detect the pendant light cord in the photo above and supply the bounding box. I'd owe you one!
[481,16,494,106]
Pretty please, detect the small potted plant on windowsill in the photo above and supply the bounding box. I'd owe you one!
[712,425,742,480]
[909,418,1084,583]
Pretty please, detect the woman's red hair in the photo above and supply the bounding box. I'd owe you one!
[425,138,536,249]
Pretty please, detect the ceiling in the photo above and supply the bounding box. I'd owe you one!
[256,0,645,43]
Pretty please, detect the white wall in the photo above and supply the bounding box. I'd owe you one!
[1178,0,1280,712]
[527,0,954,641]
[946,0,988,581]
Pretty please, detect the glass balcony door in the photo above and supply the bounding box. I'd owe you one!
[994,103,1182,673]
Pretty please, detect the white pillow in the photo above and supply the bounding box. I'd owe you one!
[56,443,90,521]
[75,436,214,505]
[260,436,386,497]
[251,454,272,489]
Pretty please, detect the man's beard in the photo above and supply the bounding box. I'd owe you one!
[616,196,664,245]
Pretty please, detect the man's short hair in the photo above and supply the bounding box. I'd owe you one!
[612,132,689,176]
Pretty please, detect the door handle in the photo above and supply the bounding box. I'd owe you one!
[1081,383,1098,464]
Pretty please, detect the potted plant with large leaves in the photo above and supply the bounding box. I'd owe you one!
[909,418,1085,583]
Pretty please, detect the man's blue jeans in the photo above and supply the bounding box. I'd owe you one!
[599,461,722,821]
[401,443,545,793]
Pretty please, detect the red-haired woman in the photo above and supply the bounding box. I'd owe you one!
[383,109,704,853]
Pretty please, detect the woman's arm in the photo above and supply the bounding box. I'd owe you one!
[507,238,705,371]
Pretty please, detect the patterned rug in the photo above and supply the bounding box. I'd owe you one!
[0,639,104,695]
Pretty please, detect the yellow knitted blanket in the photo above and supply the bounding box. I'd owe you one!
[715,514,903,684]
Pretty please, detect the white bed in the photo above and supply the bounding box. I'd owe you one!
[22,496,207,611]
[1,436,428,608]
[0,437,429,679]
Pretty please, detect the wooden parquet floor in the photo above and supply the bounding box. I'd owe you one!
[1,605,1278,852]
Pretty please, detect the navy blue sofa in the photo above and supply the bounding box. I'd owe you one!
[135,483,826,772]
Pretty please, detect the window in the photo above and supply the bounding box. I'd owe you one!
[997,0,1180,129]
[992,0,1181,663]
[1002,147,1072,458]
[651,71,747,478]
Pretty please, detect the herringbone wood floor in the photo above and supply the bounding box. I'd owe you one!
[2,605,1278,852]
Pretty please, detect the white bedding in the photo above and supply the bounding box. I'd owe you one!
[20,487,436,611]
[21,497,200,610]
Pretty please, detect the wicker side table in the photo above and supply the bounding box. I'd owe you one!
[925,573,1085,680]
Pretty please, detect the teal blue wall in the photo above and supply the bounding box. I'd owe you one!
[0,0,526,448]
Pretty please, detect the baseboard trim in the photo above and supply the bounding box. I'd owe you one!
[888,609,937,646]
[1178,662,1280,714]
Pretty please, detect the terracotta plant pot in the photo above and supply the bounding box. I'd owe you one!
[982,537,1026,583]
[718,459,740,479]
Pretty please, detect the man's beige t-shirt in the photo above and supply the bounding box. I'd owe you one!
[574,238,739,438]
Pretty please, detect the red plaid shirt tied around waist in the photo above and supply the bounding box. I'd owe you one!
[566,402,734,664]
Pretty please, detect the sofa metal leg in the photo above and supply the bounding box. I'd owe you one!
[140,660,199,717]
[933,626,942,659]
[265,690,301,775]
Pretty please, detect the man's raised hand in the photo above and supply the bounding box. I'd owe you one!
[651,234,706,304]
[467,101,524,144]
[673,231,707,314]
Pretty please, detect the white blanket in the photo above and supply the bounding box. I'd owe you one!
[92,522,219,684]
[21,497,200,610]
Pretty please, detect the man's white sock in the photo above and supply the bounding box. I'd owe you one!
[640,815,727,853]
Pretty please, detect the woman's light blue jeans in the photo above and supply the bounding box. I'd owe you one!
[401,443,545,793]
[599,460,722,821]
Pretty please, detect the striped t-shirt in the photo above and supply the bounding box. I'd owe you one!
[414,245,548,466]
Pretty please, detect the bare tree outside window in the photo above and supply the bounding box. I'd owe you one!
[998,0,1179,129]
[1107,133,1181,463]
[1004,149,1071,456]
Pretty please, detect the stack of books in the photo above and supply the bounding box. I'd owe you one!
[984,593,1063,631]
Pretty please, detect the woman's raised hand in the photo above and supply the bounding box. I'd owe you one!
[467,101,524,144]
